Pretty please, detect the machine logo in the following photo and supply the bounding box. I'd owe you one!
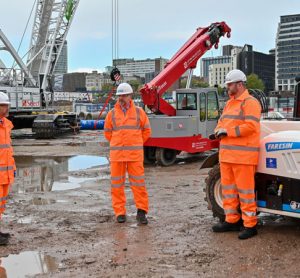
[265,142,300,152]
[290,201,300,210]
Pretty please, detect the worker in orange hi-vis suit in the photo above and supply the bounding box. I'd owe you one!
[211,70,261,240]
[0,92,16,245]
[104,83,151,224]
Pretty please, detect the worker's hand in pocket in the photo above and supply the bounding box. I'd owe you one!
[215,128,228,139]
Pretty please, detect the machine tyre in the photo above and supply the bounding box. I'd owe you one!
[144,146,156,164]
[155,147,177,166]
[204,164,225,221]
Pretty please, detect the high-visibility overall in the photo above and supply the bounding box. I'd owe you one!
[0,117,16,218]
[104,100,151,216]
[215,90,261,228]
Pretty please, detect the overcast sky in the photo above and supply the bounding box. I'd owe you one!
[0,0,299,75]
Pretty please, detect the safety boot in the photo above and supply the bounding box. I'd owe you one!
[212,219,242,232]
[238,226,257,240]
[0,232,10,238]
[116,215,126,223]
[0,235,9,246]
[136,209,148,225]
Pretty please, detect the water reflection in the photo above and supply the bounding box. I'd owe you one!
[0,251,58,277]
[13,155,108,193]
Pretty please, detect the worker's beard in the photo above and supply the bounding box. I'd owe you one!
[119,98,130,107]
[227,84,238,97]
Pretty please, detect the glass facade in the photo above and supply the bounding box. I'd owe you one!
[276,14,300,91]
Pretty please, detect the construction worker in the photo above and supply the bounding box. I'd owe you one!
[104,83,151,224]
[212,70,261,239]
[0,92,16,245]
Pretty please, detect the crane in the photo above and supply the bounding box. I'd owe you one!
[139,22,231,166]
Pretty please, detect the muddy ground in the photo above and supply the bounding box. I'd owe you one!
[0,130,299,277]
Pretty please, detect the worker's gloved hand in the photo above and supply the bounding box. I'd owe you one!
[208,133,216,140]
[215,128,228,139]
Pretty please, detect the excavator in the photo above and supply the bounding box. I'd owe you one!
[139,22,231,166]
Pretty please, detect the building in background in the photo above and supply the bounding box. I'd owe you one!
[238,44,275,92]
[53,40,68,75]
[113,57,168,79]
[209,63,233,87]
[63,72,87,92]
[86,71,102,91]
[201,55,231,82]
[276,14,300,91]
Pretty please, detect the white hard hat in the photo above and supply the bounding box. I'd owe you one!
[224,69,247,85]
[116,83,133,95]
[0,92,10,105]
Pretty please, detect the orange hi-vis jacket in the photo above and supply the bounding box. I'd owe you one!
[0,117,16,185]
[215,90,261,165]
[104,100,151,161]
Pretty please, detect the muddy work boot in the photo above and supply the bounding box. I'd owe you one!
[116,215,126,223]
[136,209,148,225]
[212,220,242,233]
[238,227,257,240]
[0,232,11,238]
[0,235,9,246]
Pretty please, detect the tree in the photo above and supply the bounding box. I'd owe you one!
[246,74,265,91]
[128,80,142,92]
[180,77,209,88]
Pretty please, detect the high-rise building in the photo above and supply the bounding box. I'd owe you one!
[238,44,275,92]
[54,41,68,75]
[276,14,300,91]
[86,71,102,91]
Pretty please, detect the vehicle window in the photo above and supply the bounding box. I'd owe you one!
[177,93,197,110]
[207,91,219,120]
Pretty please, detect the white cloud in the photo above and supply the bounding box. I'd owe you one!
[69,67,105,73]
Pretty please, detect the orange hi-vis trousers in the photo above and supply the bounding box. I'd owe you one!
[110,161,149,216]
[0,184,9,218]
[220,162,257,228]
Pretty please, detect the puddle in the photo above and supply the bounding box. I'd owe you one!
[13,155,107,193]
[1,251,58,277]
[68,155,108,171]
[17,217,33,224]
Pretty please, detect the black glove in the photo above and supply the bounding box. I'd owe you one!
[208,133,216,140]
[215,128,228,139]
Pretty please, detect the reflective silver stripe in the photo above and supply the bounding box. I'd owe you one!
[224,209,240,215]
[221,115,244,120]
[104,128,112,132]
[129,175,145,180]
[111,183,125,188]
[245,115,260,122]
[111,109,117,129]
[243,211,256,217]
[222,184,237,190]
[110,146,143,151]
[0,197,8,201]
[111,176,125,181]
[235,126,241,137]
[238,189,255,195]
[0,144,10,149]
[143,124,151,129]
[222,194,238,199]
[113,126,141,131]
[220,145,259,152]
[130,182,145,187]
[0,166,14,171]
[240,198,256,204]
